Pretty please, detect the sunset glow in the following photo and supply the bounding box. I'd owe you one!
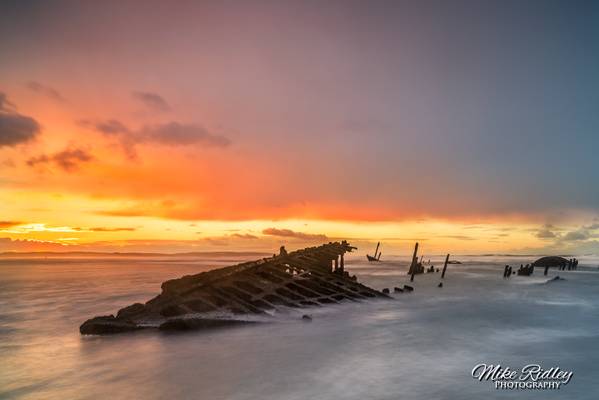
[2,1,598,255]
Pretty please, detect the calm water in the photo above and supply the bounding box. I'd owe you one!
[1,254,599,400]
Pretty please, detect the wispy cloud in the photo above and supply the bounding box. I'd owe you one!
[132,91,170,112]
[95,208,149,218]
[231,233,259,239]
[27,147,93,172]
[139,122,230,147]
[79,119,230,159]
[0,237,68,252]
[562,228,590,241]
[0,221,24,229]
[4,223,81,233]
[441,235,476,241]
[0,93,15,111]
[535,224,557,239]
[26,81,65,102]
[88,227,137,232]
[262,228,328,241]
[79,119,130,135]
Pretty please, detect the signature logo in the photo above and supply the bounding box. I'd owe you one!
[471,364,573,390]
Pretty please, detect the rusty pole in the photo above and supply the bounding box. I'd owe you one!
[409,242,419,282]
[441,253,450,279]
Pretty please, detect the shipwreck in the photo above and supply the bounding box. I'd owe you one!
[80,241,388,334]
[366,241,382,262]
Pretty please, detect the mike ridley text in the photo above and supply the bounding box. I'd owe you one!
[471,363,573,390]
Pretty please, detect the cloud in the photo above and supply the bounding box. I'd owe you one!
[27,147,93,172]
[26,81,65,102]
[0,93,16,111]
[132,91,170,112]
[139,122,230,147]
[262,228,328,241]
[80,119,230,159]
[562,229,590,241]
[231,233,259,239]
[78,119,130,135]
[89,227,137,232]
[441,235,476,241]
[0,93,41,147]
[535,224,557,239]
[95,208,149,218]
[0,221,24,229]
[0,237,68,252]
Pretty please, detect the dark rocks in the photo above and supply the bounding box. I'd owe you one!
[393,287,403,293]
[80,315,141,335]
[302,314,313,321]
[116,303,145,319]
[159,318,257,331]
[382,288,390,294]
[437,282,443,288]
[403,285,414,292]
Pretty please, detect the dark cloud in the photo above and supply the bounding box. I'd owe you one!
[0,93,15,111]
[535,224,557,239]
[80,119,230,158]
[139,122,230,147]
[132,91,170,112]
[442,235,476,241]
[562,229,590,241]
[27,147,93,172]
[78,119,130,135]
[0,221,24,229]
[26,81,65,102]
[89,227,137,232]
[0,93,41,147]
[262,228,328,241]
[231,233,259,239]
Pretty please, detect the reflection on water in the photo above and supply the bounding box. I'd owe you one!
[1,255,599,399]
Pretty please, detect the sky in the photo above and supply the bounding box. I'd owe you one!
[1,0,599,255]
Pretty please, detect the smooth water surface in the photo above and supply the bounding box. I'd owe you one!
[1,254,599,399]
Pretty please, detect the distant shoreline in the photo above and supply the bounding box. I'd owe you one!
[0,251,582,258]
[0,250,273,258]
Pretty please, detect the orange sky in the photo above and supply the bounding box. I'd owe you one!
[1,1,598,255]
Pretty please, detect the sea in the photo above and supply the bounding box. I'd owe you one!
[1,253,599,400]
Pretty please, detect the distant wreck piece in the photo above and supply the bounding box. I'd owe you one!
[366,242,382,262]
[532,256,570,276]
[517,264,534,276]
[80,241,388,335]
[441,254,450,279]
[408,242,425,281]
[532,256,569,268]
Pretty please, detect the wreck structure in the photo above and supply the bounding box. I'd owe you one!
[408,242,425,281]
[80,241,388,334]
[366,241,382,262]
